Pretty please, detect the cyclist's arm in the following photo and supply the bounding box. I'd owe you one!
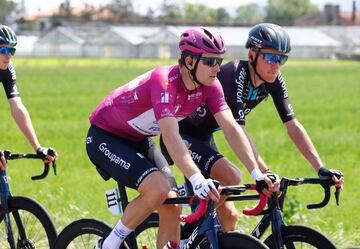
[158,116,220,200]
[285,119,324,172]
[214,109,262,175]
[240,124,270,173]
[9,97,41,151]
[158,116,203,179]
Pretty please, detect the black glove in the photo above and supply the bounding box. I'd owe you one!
[36,147,56,160]
[318,167,343,180]
[256,171,279,192]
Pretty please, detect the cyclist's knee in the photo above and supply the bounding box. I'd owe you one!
[139,173,171,204]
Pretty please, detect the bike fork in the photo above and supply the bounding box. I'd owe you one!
[271,208,285,249]
[1,171,16,249]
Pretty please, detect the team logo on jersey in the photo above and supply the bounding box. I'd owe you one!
[183,139,192,149]
[134,92,139,101]
[196,106,207,117]
[161,92,169,103]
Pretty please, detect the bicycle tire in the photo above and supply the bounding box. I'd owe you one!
[0,196,57,249]
[53,218,112,249]
[132,213,159,249]
[264,225,337,249]
[195,232,269,249]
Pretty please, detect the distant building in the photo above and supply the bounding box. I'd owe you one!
[295,3,360,26]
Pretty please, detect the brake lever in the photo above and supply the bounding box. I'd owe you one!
[335,187,340,206]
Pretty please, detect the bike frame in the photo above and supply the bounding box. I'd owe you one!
[248,177,338,249]
[0,150,56,249]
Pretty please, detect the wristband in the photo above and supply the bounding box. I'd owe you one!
[189,172,205,187]
[251,168,265,181]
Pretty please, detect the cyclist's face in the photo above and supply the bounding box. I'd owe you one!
[194,53,223,86]
[250,48,287,83]
[0,45,14,70]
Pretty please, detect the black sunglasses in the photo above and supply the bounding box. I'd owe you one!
[199,57,223,67]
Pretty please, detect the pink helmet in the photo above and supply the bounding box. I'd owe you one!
[179,27,226,54]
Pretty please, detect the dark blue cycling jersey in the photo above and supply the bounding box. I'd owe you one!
[178,60,296,139]
[0,62,20,99]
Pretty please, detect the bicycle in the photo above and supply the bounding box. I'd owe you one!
[0,149,58,249]
[53,174,271,249]
[250,174,343,249]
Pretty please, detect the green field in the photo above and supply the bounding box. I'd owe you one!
[0,58,359,248]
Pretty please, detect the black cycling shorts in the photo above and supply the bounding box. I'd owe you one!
[86,125,159,189]
[160,134,223,177]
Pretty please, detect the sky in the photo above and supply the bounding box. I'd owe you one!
[14,0,354,16]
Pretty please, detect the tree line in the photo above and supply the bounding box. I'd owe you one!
[2,0,318,29]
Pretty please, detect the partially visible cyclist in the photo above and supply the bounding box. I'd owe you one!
[86,27,277,249]
[161,23,344,232]
[0,25,57,170]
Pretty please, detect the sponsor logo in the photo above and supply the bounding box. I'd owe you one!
[183,227,199,249]
[86,136,93,144]
[10,85,19,96]
[278,74,288,98]
[168,75,178,82]
[287,103,295,116]
[204,155,215,171]
[136,167,157,187]
[161,92,169,103]
[187,92,202,100]
[8,62,16,80]
[99,143,130,169]
[189,150,202,162]
[235,67,246,103]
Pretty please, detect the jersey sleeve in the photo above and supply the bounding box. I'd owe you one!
[1,62,20,99]
[270,73,296,123]
[150,69,177,121]
[205,79,229,115]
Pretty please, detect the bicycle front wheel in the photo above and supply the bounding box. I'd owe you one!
[264,225,337,249]
[0,196,57,249]
[197,232,269,249]
[53,218,112,249]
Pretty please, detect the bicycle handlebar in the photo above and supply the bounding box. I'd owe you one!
[280,177,340,209]
[2,150,57,180]
[170,184,269,223]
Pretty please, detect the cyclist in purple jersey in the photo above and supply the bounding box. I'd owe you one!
[87,27,278,249]
[0,25,57,170]
[161,23,344,232]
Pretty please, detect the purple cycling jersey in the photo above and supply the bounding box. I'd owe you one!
[89,65,229,141]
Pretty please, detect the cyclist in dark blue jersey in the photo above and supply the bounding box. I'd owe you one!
[0,25,57,169]
[161,23,344,232]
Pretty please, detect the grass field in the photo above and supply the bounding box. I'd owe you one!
[0,58,359,248]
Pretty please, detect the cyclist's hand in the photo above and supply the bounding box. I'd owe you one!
[0,150,7,170]
[189,173,220,201]
[318,167,344,190]
[36,147,58,164]
[252,168,279,196]
[262,171,280,196]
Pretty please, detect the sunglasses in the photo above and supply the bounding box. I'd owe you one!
[0,46,16,56]
[261,53,288,65]
[199,57,223,67]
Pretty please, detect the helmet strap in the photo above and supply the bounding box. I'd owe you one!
[250,49,268,85]
[184,54,205,87]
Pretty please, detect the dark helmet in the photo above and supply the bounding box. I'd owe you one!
[179,27,226,54]
[0,25,17,46]
[245,23,291,53]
